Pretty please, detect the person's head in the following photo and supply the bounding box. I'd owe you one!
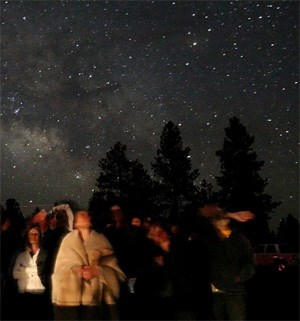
[198,202,221,218]
[147,221,171,245]
[48,209,69,230]
[26,225,42,247]
[56,209,69,228]
[109,204,125,227]
[110,204,122,216]
[74,210,92,230]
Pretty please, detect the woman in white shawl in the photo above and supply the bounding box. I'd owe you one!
[51,210,126,320]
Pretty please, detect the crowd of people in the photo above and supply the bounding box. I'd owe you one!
[1,199,256,321]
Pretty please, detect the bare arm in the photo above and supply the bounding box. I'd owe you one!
[199,204,255,222]
[225,211,255,222]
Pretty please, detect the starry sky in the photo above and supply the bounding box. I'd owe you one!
[1,0,298,231]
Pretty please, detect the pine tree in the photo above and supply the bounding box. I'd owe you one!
[215,116,280,243]
[285,214,300,244]
[128,160,155,215]
[199,179,216,205]
[90,141,155,226]
[277,214,300,244]
[151,121,200,218]
[95,141,132,199]
[277,218,287,243]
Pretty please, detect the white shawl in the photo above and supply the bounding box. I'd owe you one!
[51,229,126,306]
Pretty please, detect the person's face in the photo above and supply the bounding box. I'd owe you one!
[28,228,41,245]
[74,211,91,229]
[147,225,169,244]
[110,205,123,222]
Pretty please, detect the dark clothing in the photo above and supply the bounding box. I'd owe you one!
[205,228,255,294]
[53,305,100,321]
[53,304,119,321]
[40,227,69,294]
[204,227,255,320]
[15,292,52,320]
[1,228,24,279]
[104,225,157,320]
[1,250,22,320]
[36,247,53,319]
[212,292,247,321]
[36,247,50,288]
[134,236,212,320]
[104,224,148,278]
[42,227,69,270]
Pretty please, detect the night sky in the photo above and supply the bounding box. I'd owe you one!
[1,1,298,231]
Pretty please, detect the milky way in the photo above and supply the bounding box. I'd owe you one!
[1,1,298,230]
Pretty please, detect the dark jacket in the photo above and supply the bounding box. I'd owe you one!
[205,228,255,293]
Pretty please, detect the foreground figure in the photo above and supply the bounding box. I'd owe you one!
[199,203,256,320]
[13,225,51,320]
[51,210,126,320]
